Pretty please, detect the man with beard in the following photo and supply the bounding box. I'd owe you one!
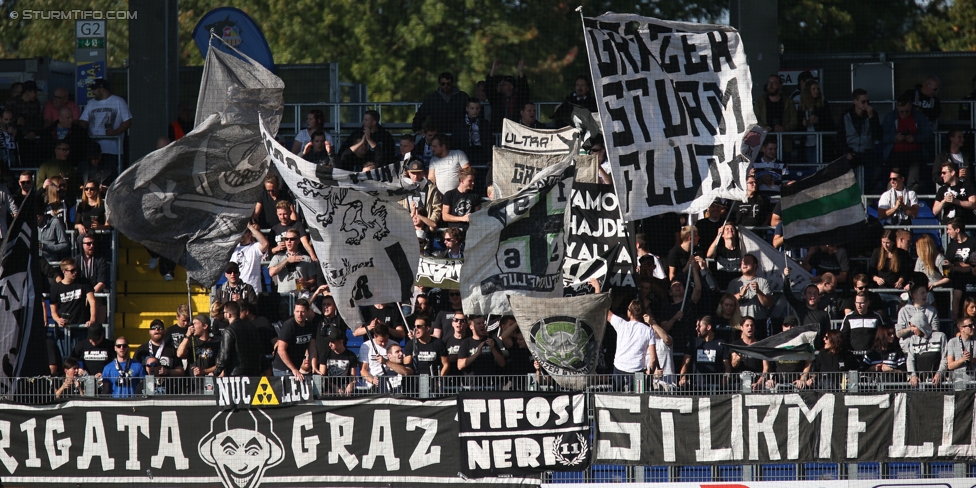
[678,315,731,388]
[403,316,450,377]
[177,315,221,378]
[134,319,184,378]
[272,299,315,381]
[754,74,798,141]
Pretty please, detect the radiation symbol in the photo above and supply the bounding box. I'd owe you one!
[251,377,280,406]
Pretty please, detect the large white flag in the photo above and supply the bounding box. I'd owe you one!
[738,226,812,294]
[582,13,757,220]
[260,120,420,328]
[461,160,575,315]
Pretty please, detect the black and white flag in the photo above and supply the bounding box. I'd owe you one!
[0,190,48,393]
[458,391,590,476]
[738,226,812,294]
[415,256,463,290]
[106,44,284,287]
[564,182,635,288]
[261,120,420,328]
[509,293,610,389]
[582,13,756,220]
[461,160,575,315]
[499,118,580,155]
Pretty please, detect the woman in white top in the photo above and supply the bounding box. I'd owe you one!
[292,109,334,155]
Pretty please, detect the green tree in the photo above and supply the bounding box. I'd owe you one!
[779,0,926,54]
[0,0,130,66]
[905,0,976,52]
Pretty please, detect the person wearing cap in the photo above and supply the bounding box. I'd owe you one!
[905,310,948,387]
[486,58,530,134]
[69,324,114,377]
[411,71,469,137]
[314,328,358,396]
[133,319,184,378]
[402,159,442,250]
[78,78,132,169]
[212,262,258,304]
[177,315,221,379]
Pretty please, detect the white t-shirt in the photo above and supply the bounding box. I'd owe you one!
[231,242,265,292]
[358,340,389,376]
[877,187,918,224]
[429,150,470,194]
[79,94,132,155]
[609,314,654,373]
[647,328,674,377]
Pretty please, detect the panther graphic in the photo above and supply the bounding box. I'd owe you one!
[297,180,390,245]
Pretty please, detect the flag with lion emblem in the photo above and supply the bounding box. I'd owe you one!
[260,119,419,328]
[509,293,610,389]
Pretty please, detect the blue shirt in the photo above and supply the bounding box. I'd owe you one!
[101,359,146,397]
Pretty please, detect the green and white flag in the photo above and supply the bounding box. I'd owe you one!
[781,160,865,249]
[724,324,818,362]
[509,293,610,390]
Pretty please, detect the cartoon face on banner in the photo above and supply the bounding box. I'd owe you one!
[198,410,284,488]
[488,182,567,279]
[528,315,597,375]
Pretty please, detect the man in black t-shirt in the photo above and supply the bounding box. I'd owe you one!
[730,175,771,226]
[443,311,470,375]
[679,316,731,387]
[403,317,449,376]
[272,299,315,381]
[933,160,976,225]
[729,317,771,391]
[239,301,277,371]
[50,258,95,327]
[457,315,506,377]
[945,218,976,318]
[359,303,406,339]
[70,325,113,376]
[177,315,221,377]
[315,330,358,396]
[314,296,349,347]
[433,290,464,339]
[133,319,183,377]
[440,166,480,230]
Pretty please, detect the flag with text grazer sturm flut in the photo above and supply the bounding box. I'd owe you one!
[106,45,284,287]
[780,159,866,249]
[509,293,610,390]
[260,119,420,329]
[582,13,757,220]
[724,324,818,362]
[0,190,49,393]
[461,159,575,316]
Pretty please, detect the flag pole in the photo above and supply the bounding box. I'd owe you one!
[680,211,695,310]
[185,276,196,362]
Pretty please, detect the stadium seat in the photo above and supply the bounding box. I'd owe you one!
[761,463,797,480]
[717,464,743,481]
[930,461,954,478]
[589,464,628,483]
[854,462,881,479]
[888,462,921,478]
[678,465,711,482]
[645,466,669,482]
[803,462,838,480]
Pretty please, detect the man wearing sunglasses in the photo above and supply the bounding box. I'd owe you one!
[411,72,469,139]
[212,262,258,305]
[101,337,145,397]
[50,258,97,335]
[841,274,887,321]
[133,319,183,378]
[268,229,319,294]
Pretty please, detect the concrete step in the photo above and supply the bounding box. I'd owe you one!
[116,294,210,315]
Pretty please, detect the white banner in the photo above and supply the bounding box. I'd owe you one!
[500,118,580,155]
[739,226,812,293]
[260,119,420,328]
[461,160,575,315]
[583,13,756,220]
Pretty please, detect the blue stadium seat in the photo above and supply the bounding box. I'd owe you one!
[888,462,921,478]
[855,462,881,479]
[549,470,584,483]
[678,465,711,482]
[930,461,954,478]
[761,463,797,480]
[717,464,743,481]
[803,462,838,480]
[589,464,628,483]
[346,329,365,357]
[645,466,669,482]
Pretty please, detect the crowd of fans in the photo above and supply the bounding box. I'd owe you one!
[4,68,976,399]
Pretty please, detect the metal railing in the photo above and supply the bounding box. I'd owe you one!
[5,371,975,403]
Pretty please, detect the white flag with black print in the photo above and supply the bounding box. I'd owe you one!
[260,120,420,328]
[461,159,575,315]
[582,13,757,220]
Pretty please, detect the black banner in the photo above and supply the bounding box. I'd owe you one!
[458,391,590,477]
[565,182,635,289]
[593,391,976,465]
[215,376,312,408]
[0,397,539,487]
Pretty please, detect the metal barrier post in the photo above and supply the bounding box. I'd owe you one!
[312,375,324,397]
[82,375,96,396]
[145,375,156,396]
[203,376,214,395]
[741,464,754,481]
[419,374,430,399]
[847,370,859,393]
[740,372,752,393]
[526,373,537,391]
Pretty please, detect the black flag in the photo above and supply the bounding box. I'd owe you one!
[0,190,50,393]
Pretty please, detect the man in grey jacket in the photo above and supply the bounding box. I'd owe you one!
[905,311,948,387]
